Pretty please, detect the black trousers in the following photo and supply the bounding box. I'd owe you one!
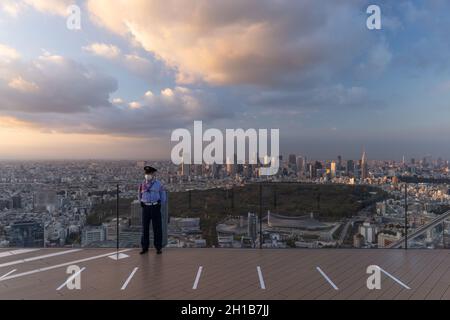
[141,204,162,250]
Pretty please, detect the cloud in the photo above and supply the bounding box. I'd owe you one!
[8,76,39,92]
[111,97,124,105]
[0,47,231,136]
[25,0,73,16]
[86,0,378,87]
[0,49,117,113]
[82,42,173,83]
[1,1,24,17]
[82,43,121,59]
[8,86,232,137]
[248,85,372,111]
[3,0,74,16]
[0,43,20,62]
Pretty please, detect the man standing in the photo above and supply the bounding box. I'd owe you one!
[138,166,166,255]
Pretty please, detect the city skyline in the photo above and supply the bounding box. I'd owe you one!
[1,1,450,159]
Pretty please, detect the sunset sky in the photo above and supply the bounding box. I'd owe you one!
[1,0,450,160]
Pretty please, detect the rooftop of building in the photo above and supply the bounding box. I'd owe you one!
[0,248,449,300]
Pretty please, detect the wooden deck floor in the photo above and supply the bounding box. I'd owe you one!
[0,248,449,300]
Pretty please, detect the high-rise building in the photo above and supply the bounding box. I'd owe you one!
[337,155,342,171]
[211,162,219,178]
[181,153,191,177]
[330,161,337,178]
[288,154,297,167]
[226,156,233,176]
[361,151,368,180]
[346,160,355,176]
[308,163,315,179]
[296,156,305,176]
[359,222,376,243]
[314,161,322,177]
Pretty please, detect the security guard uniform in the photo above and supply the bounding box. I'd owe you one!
[138,166,166,254]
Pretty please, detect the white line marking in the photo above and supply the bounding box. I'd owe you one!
[377,266,411,290]
[0,249,82,268]
[316,267,339,290]
[109,253,130,260]
[0,249,131,282]
[56,267,85,291]
[192,266,203,290]
[121,267,139,290]
[0,249,40,259]
[0,269,17,280]
[257,266,266,290]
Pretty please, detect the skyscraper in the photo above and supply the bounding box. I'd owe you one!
[296,156,305,176]
[361,151,368,180]
[346,160,355,176]
[288,154,296,167]
[330,161,337,178]
[181,152,191,177]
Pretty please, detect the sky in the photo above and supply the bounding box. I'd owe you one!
[1,0,450,161]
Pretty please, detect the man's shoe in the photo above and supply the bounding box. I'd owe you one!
[140,249,148,255]
[156,249,162,255]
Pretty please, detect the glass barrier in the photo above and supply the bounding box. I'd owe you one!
[1,161,449,250]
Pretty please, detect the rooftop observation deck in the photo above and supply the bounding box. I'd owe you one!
[0,248,449,300]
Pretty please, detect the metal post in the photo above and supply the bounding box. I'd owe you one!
[404,183,408,250]
[231,188,234,212]
[273,185,277,209]
[116,184,119,256]
[188,190,192,210]
[259,183,262,249]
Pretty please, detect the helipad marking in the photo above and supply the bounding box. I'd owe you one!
[121,267,139,290]
[0,269,17,280]
[0,249,131,282]
[0,249,40,259]
[257,266,266,289]
[56,267,85,291]
[377,266,411,290]
[108,253,130,260]
[192,266,203,290]
[316,266,339,290]
[0,249,82,268]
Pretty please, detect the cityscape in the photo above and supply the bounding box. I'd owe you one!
[2,0,450,304]
[1,152,449,250]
